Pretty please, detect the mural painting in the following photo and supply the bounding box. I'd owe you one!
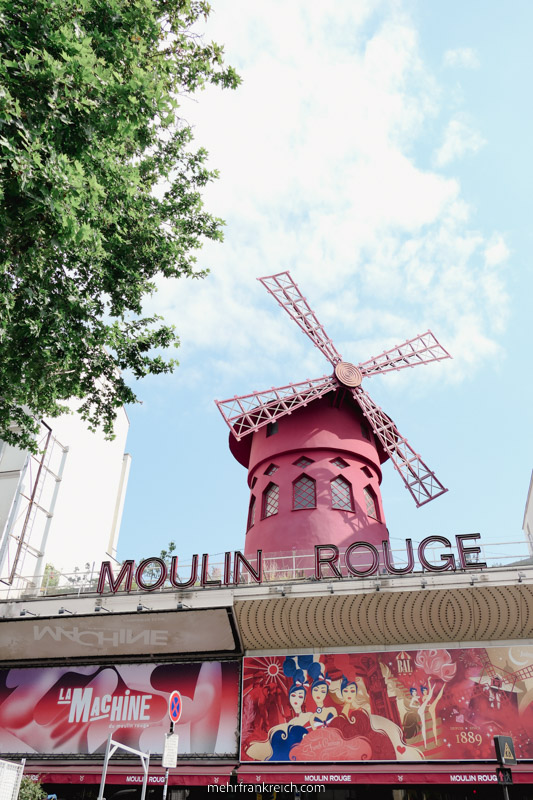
[241,647,533,762]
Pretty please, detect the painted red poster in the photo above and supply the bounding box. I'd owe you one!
[0,660,239,755]
[241,647,533,762]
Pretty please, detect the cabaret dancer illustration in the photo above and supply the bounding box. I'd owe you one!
[415,685,431,747]
[380,664,444,751]
[307,661,338,729]
[329,674,423,761]
[245,657,313,761]
[421,678,446,747]
[380,665,420,741]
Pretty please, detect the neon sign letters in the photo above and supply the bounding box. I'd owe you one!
[97,534,486,594]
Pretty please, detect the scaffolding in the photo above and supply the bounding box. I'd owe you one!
[0,421,68,592]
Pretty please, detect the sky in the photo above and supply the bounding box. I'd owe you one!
[118,0,533,569]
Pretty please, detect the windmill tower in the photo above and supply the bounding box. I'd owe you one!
[216,272,451,565]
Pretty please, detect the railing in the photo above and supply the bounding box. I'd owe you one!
[0,538,530,600]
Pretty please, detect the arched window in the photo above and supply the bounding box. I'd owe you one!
[293,474,316,510]
[247,495,256,530]
[364,485,380,521]
[262,482,279,518]
[331,475,354,511]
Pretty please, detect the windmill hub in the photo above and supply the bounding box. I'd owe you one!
[334,361,363,388]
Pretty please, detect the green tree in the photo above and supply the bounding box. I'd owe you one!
[159,539,176,567]
[0,0,239,452]
[41,561,59,592]
[18,777,47,800]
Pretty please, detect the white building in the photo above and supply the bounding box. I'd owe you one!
[0,405,130,596]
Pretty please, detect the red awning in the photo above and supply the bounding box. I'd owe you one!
[25,761,533,787]
[237,762,533,785]
[26,763,236,786]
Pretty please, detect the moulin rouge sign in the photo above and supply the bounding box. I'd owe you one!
[97,534,486,594]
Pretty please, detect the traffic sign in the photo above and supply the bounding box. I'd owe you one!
[168,690,182,724]
[494,735,517,766]
[496,767,513,785]
[162,732,179,768]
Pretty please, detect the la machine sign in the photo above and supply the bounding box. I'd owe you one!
[97,534,486,594]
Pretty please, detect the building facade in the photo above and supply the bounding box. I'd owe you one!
[0,405,130,596]
[0,550,532,799]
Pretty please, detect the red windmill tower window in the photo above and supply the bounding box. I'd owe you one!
[265,463,279,476]
[266,421,278,437]
[262,482,279,518]
[331,457,349,469]
[363,485,380,521]
[247,495,256,530]
[360,420,371,441]
[293,474,316,510]
[294,456,313,468]
[331,476,354,511]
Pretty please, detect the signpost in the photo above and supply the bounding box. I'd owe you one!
[163,691,182,800]
[494,735,516,800]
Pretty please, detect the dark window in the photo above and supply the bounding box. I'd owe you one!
[331,457,349,469]
[251,476,257,489]
[265,463,279,476]
[266,421,278,437]
[293,474,316,510]
[360,420,371,441]
[293,456,313,468]
[247,495,256,530]
[364,485,380,521]
[331,476,354,511]
[361,466,373,479]
[263,482,279,517]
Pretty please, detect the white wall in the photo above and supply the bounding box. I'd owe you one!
[0,404,130,586]
[39,406,130,574]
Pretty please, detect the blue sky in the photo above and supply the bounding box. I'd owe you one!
[118,0,533,568]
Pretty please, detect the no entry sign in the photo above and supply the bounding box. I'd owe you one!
[168,690,182,724]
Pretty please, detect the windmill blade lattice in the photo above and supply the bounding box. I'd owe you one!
[358,332,451,378]
[216,269,451,507]
[258,272,343,366]
[352,386,447,506]
[216,375,338,439]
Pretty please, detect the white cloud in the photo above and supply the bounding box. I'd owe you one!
[484,235,510,267]
[146,1,509,400]
[434,118,486,166]
[443,47,480,69]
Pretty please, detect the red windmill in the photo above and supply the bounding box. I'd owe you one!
[216,272,451,565]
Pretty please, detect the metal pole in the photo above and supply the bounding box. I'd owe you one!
[162,768,170,800]
[97,734,113,800]
[140,752,150,800]
[162,721,174,800]
[501,785,510,800]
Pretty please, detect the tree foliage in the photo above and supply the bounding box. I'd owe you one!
[0,0,239,451]
[18,777,47,800]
